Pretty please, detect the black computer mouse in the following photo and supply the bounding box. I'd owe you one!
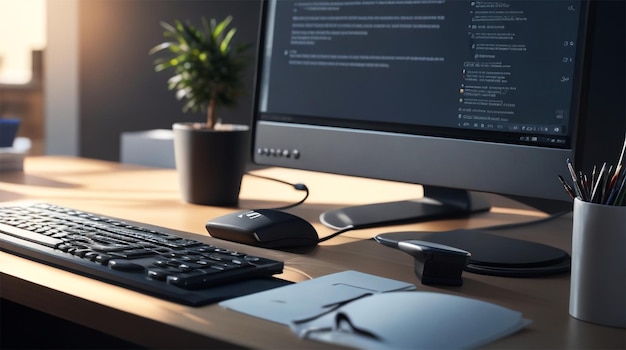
[205,209,319,248]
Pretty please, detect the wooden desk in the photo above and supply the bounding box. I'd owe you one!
[1,156,624,348]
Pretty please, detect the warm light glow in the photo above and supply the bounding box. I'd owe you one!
[0,0,46,84]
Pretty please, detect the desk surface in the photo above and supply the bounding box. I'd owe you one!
[1,156,624,349]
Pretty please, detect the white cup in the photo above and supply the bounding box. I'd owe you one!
[569,198,626,328]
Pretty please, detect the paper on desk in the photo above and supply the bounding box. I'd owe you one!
[219,270,416,325]
[290,291,532,350]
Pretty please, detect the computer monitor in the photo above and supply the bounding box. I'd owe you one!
[251,0,625,230]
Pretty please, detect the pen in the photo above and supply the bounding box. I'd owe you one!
[617,133,626,168]
[578,172,586,199]
[612,171,626,206]
[591,165,597,191]
[609,164,621,190]
[602,165,614,203]
[590,162,606,203]
[567,158,587,200]
[604,176,619,205]
[566,158,584,200]
[558,175,576,200]
[563,135,626,206]
[613,134,626,205]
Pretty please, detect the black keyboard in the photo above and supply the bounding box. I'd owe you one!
[0,203,286,306]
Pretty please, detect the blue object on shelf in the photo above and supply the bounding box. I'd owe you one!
[0,119,20,148]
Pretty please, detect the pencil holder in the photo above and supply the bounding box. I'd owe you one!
[569,198,626,328]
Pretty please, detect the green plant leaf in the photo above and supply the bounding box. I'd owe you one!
[148,42,173,55]
[149,15,250,126]
[220,28,236,54]
[212,16,233,42]
[160,21,177,35]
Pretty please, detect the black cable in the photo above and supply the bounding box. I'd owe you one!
[247,171,570,242]
[245,172,310,210]
[318,224,356,243]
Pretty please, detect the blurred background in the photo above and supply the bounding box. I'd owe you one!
[0,0,260,161]
[0,0,46,155]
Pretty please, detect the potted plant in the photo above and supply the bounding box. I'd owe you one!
[150,16,251,206]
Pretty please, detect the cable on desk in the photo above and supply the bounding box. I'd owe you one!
[317,225,356,243]
[317,210,571,244]
[245,172,355,243]
[244,172,570,243]
[245,172,310,210]
[479,210,571,231]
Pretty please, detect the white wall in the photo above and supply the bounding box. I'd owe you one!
[44,0,79,155]
[0,0,46,84]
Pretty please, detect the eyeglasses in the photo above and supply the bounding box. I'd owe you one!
[299,311,380,341]
[293,292,380,341]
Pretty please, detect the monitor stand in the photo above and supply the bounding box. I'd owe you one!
[320,185,571,277]
[320,186,492,230]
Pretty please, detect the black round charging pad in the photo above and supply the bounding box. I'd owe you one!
[375,229,571,277]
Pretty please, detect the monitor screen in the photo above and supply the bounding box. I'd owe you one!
[252,0,624,229]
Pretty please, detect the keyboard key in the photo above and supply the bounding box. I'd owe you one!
[108,260,145,271]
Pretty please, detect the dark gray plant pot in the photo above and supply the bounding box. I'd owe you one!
[173,122,249,206]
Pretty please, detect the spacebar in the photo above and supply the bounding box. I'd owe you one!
[0,224,63,248]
